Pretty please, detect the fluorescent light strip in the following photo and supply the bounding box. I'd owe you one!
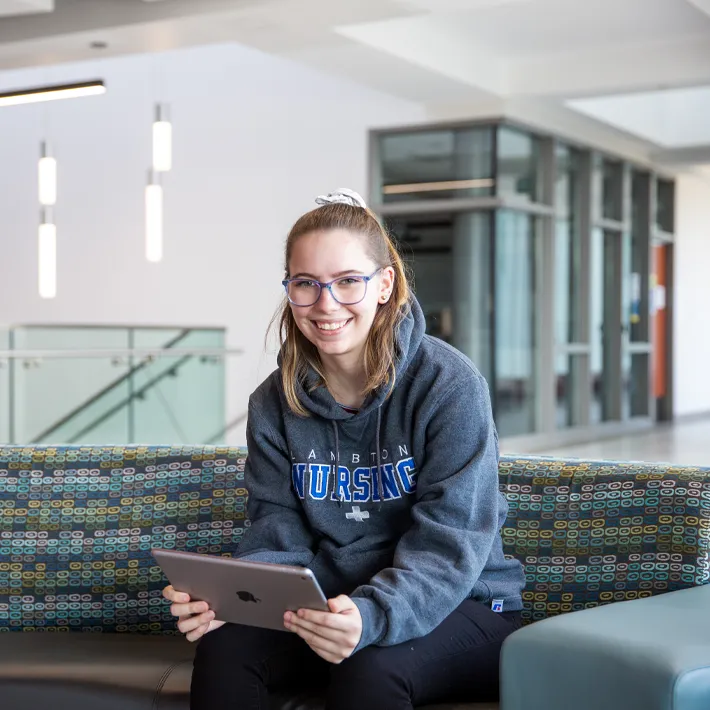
[0,80,105,108]
[383,178,495,195]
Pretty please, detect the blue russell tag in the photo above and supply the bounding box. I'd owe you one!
[491,599,504,613]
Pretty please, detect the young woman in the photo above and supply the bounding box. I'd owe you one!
[164,188,526,710]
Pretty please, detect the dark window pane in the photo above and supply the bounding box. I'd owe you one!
[601,157,623,221]
[497,127,541,203]
[656,178,675,233]
[379,128,494,203]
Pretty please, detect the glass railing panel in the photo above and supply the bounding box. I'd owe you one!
[28,356,133,444]
[0,327,9,443]
[130,340,226,445]
[10,327,131,444]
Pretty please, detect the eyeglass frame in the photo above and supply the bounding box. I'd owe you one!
[282,267,384,307]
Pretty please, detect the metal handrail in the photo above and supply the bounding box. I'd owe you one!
[63,355,193,443]
[0,347,243,360]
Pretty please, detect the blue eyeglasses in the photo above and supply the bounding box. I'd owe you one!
[282,268,383,307]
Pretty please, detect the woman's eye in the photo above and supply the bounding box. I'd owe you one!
[295,280,317,288]
[338,278,360,286]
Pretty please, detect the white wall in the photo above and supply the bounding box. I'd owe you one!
[674,171,710,417]
[0,43,424,444]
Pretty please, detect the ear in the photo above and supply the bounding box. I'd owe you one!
[378,266,395,304]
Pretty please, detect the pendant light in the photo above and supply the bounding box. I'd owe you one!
[145,170,163,263]
[152,103,172,172]
[38,141,57,206]
[38,208,57,299]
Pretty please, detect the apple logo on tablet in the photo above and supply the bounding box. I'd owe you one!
[236,591,261,604]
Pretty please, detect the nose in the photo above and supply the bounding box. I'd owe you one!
[313,285,340,313]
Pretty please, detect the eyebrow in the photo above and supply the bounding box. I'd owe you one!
[290,270,366,279]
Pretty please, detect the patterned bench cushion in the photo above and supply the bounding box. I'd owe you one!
[500,457,710,623]
[1,447,709,633]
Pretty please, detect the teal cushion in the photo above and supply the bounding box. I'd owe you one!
[501,584,710,710]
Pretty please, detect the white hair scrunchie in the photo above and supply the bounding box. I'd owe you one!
[315,188,367,209]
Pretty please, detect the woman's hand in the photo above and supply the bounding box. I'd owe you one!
[163,584,225,642]
[284,594,362,664]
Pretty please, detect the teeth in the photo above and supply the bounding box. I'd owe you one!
[316,320,348,331]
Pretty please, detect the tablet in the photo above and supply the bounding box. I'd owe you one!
[152,548,329,631]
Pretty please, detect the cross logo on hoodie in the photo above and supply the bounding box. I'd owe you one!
[345,506,370,522]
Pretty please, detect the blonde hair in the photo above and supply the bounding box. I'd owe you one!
[270,202,412,417]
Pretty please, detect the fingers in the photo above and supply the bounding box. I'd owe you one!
[184,619,226,643]
[327,595,356,614]
[163,585,190,603]
[294,609,345,629]
[170,600,211,618]
[186,621,212,643]
[177,610,215,635]
[290,624,345,660]
[285,613,349,642]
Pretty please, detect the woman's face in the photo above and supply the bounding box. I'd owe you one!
[287,229,395,362]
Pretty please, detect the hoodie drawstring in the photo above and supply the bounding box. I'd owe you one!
[375,406,383,507]
[333,407,384,509]
[332,420,342,507]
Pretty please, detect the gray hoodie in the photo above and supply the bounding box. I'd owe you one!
[236,298,525,651]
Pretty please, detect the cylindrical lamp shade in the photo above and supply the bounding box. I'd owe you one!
[145,182,163,263]
[38,222,57,299]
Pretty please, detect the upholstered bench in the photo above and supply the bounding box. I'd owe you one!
[2,446,710,710]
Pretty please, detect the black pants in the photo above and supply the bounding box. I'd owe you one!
[191,599,521,710]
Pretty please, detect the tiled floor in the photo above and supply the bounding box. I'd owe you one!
[536,417,710,467]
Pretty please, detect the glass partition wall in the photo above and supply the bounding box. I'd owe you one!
[371,120,675,444]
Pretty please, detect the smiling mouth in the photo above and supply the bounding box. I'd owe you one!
[313,319,353,333]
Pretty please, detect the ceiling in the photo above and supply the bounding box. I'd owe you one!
[1,0,710,165]
[0,0,53,19]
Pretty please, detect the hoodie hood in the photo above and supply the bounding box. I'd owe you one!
[289,298,426,422]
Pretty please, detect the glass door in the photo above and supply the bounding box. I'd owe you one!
[590,228,623,422]
[626,170,653,419]
[387,209,540,438]
[386,212,493,386]
[494,210,539,436]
